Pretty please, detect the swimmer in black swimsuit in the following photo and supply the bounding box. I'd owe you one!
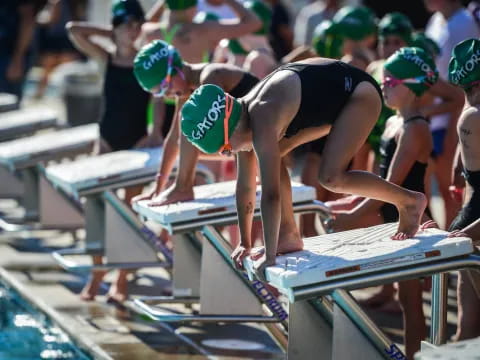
[180,52,430,282]
[67,0,159,303]
[132,40,260,206]
[331,47,436,359]
[446,39,480,341]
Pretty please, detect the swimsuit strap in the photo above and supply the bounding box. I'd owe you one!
[161,23,181,44]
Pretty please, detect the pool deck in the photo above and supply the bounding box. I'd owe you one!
[0,225,286,360]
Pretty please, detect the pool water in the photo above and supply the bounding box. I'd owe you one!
[0,282,92,360]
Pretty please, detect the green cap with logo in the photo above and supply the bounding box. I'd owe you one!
[133,40,183,92]
[181,84,242,154]
[166,0,197,10]
[244,0,272,35]
[410,32,441,58]
[111,0,144,27]
[193,11,220,23]
[312,20,343,59]
[332,6,377,41]
[384,47,438,96]
[449,38,480,88]
[378,12,413,43]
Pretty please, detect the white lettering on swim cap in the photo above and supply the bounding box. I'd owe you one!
[191,94,226,140]
[451,48,480,84]
[143,47,170,70]
[402,53,434,75]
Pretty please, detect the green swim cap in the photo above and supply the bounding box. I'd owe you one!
[166,0,197,10]
[111,0,144,27]
[134,40,183,91]
[193,11,220,23]
[228,39,249,55]
[410,32,441,58]
[312,20,343,59]
[449,38,480,88]
[332,6,377,41]
[244,0,272,35]
[378,12,413,43]
[181,84,242,154]
[384,47,438,96]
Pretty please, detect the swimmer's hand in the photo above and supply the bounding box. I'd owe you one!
[131,187,158,205]
[448,230,469,238]
[231,245,251,270]
[419,220,439,231]
[252,254,275,283]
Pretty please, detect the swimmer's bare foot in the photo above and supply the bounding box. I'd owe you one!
[277,225,303,254]
[106,270,129,303]
[392,192,427,240]
[80,270,107,301]
[149,184,194,207]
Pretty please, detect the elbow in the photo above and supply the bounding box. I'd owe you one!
[247,17,263,34]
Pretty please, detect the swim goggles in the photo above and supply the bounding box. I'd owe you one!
[461,79,480,91]
[382,74,433,88]
[218,94,234,156]
[153,46,184,98]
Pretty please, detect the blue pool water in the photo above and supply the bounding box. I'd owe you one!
[0,282,92,360]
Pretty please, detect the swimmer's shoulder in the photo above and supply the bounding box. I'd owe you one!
[200,63,246,84]
[459,106,480,131]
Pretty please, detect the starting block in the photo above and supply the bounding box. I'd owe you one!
[47,148,215,272]
[0,107,58,142]
[415,336,480,359]
[131,180,331,333]
[0,124,98,230]
[0,93,18,113]
[244,223,478,360]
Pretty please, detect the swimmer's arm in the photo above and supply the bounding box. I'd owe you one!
[419,79,464,118]
[199,0,262,43]
[462,218,480,243]
[145,0,165,22]
[236,151,258,250]
[66,22,111,61]
[253,125,282,261]
[153,98,185,192]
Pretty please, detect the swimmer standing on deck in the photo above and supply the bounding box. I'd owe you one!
[180,57,428,281]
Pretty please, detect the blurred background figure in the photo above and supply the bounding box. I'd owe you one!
[0,0,45,102]
[264,0,294,60]
[294,0,341,47]
[34,0,87,99]
[424,0,480,228]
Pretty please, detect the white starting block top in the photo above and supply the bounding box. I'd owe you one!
[245,223,473,292]
[416,337,480,359]
[45,147,162,198]
[0,124,98,171]
[133,180,316,225]
[0,93,18,113]
[0,108,57,140]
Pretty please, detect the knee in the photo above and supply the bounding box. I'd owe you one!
[318,169,347,193]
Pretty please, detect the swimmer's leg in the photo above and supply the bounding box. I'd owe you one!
[319,82,426,238]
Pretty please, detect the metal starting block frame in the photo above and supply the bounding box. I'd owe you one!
[131,180,332,344]
[0,107,58,142]
[242,223,479,360]
[47,148,215,272]
[0,124,98,231]
[0,93,19,113]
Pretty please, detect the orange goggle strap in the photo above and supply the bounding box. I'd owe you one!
[222,94,234,153]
